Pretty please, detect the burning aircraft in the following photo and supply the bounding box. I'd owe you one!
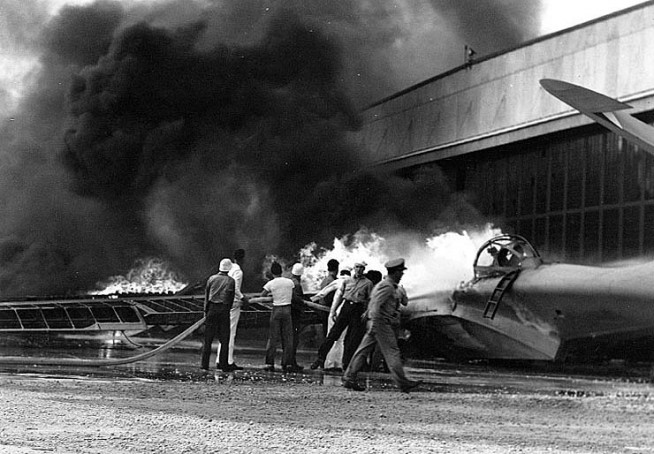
[402,233,654,361]
[402,79,654,362]
[3,79,654,366]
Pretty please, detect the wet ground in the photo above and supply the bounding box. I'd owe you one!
[3,333,654,453]
[1,332,653,397]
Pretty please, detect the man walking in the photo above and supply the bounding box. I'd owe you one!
[217,248,249,371]
[310,261,373,371]
[342,258,421,393]
[201,258,235,373]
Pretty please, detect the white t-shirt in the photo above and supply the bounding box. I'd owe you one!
[263,277,295,306]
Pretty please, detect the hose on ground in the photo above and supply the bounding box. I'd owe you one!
[0,316,206,366]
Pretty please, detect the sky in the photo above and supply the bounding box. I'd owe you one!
[540,0,644,34]
[0,0,646,113]
[0,0,647,296]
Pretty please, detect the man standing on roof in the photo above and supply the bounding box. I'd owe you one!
[310,261,373,371]
[217,248,249,372]
[201,258,235,373]
[342,258,421,393]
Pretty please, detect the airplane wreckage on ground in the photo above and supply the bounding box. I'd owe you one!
[404,233,654,362]
[405,79,654,363]
[1,79,654,365]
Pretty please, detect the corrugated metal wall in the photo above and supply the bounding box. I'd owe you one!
[446,123,654,263]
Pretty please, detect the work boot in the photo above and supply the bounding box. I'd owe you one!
[310,359,324,370]
[263,365,275,372]
[283,364,304,373]
[400,380,423,393]
[342,380,365,391]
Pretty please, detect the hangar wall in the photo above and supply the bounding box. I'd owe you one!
[355,1,654,263]
[356,1,654,170]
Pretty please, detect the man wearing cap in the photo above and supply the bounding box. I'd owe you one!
[342,258,421,393]
[201,258,236,373]
[310,261,373,371]
[216,248,250,372]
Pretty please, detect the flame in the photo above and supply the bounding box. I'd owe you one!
[91,257,188,295]
[298,230,390,292]
[298,224,502,298]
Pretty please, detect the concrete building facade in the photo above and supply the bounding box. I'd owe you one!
[356,1,654,263]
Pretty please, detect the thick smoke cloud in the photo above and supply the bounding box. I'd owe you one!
[0,0,538,296]
[428,0,542,55]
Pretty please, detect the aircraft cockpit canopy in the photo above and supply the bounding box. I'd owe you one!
[473,234,542,279]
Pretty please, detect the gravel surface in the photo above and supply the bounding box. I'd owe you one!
[1,371,653,454]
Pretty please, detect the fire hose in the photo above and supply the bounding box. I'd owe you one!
[247,296,329,312]
[0,316,206,366]
[0,297,328,367]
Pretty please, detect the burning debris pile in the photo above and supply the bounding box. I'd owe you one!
[91,257,187,295]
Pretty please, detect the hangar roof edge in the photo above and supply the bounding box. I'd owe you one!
[363,0,654,111]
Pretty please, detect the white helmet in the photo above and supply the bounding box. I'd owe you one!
[291,263,304,276]
[219,258,233,272]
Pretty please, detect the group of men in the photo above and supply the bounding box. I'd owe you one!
[200,249,421,393]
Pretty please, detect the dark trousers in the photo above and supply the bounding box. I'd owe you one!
[344,319,412,389]
[265,305,294,367]
[316,302,366,369]
[201,304,231,370]
[290,308,303,365]
[319,311,329,340]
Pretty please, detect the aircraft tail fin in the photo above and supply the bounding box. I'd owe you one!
[540,78,654,157]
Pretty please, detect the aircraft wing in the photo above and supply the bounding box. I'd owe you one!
[0,293,324,332]
[540,78,654,157]
[0,298,148,332]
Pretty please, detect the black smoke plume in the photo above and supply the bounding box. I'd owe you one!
[0,1,537,296]
[428,0,542,56]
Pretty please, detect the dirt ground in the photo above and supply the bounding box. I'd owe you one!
[1,370,653,454]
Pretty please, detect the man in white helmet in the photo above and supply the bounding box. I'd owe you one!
[201,258,235,373]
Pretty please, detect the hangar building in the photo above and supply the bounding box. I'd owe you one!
[356,1,654,264]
